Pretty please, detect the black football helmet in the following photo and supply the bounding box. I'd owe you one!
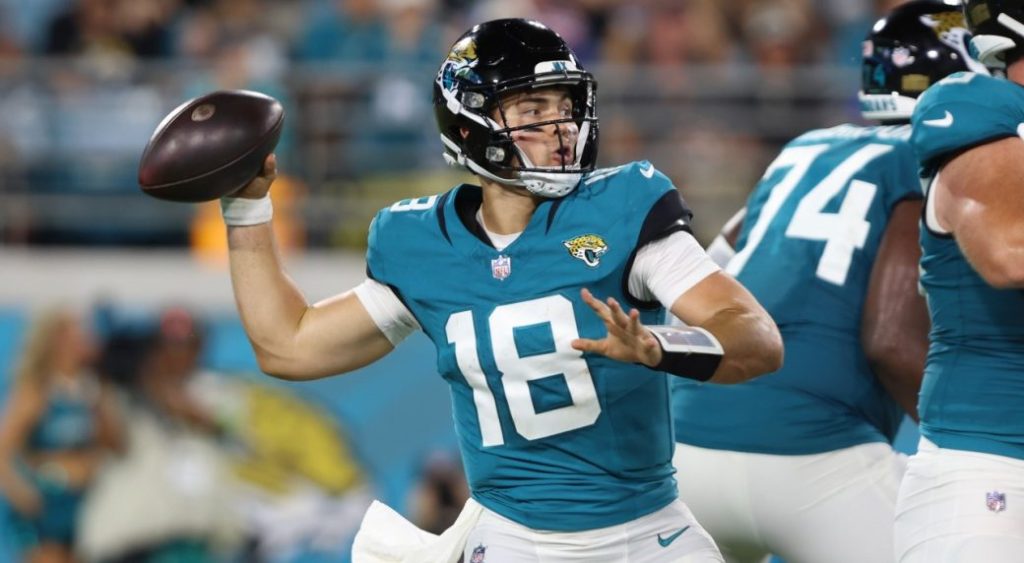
[963,0,1024,67]
[859,0,986,120]
[432,19,598,198]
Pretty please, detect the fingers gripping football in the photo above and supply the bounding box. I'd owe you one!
[571,288,662,367]
[232,154,278,200]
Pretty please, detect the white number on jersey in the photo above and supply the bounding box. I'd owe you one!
[937,72,976,86]
[727,143,891,286]
[389,195,439,212]
[446,295,601,447]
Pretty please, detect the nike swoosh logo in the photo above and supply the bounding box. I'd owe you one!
[922,111,953,128]
[657,525,690,547]
[639,163,655,178]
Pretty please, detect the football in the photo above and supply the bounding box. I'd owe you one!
[138,90,284,202]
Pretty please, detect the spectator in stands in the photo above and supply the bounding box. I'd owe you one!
[76,307,241,563]
[44,0,176,59]
[348,0,443,173]
[295,0,388,63]
[0,306,122,563]
[383,0,442,66]
[137,307,222,435]
[740,0,814,69]
[0,7,42,245]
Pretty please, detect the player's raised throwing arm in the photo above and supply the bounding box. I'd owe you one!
[226,155,396,380]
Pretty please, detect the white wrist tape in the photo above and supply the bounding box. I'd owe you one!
[221,195,273,226]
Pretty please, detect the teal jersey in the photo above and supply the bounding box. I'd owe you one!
[367,161,692,531]
[29,380,97,452]
[15,378,97,547]
[674,124,919,454]
[911,72,1024,460]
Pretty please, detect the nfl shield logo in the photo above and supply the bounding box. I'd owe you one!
[987,491,1007,513]
[891,46,914,67]
[491,254,511,280]
[470,544,486,563]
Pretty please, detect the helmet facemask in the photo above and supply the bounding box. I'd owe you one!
[486,75,598,198]
[964,0,1024,68]
[434,20,600,199]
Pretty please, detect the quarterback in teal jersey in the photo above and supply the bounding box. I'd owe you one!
[215,19,781,562]
[672,3,981,562]
[894,1,1024,560]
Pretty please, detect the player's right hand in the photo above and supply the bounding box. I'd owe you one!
[231,153,277,199]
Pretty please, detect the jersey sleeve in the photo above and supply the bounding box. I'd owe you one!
[911,72,1024,175]
[627,230,720,308]
[615,161,699,308]
[365,208,391,285]
[629,161,695,248]
[352,278,419,345]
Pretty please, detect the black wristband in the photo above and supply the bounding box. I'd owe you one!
[647,325,723,382]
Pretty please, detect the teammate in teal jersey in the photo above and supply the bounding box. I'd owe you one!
[895,1,1024,560]
[216,19,782,562]
[672,3,982,562]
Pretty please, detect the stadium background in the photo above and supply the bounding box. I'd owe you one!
[0,0,921,560]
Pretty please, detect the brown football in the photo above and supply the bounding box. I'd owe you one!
[138,90,284,202]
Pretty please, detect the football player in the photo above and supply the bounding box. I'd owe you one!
[671,3,983,562]
[219,19,781,562]
[895,0,1024,560]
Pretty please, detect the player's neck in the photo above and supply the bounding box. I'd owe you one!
[1008,60,1024,85]
[478,180,541,234]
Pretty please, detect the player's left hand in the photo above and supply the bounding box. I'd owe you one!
[572,288,663,367]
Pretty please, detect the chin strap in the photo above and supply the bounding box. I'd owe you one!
[511,121,590,198]
[514,148,581,198]
[440,133,584,198]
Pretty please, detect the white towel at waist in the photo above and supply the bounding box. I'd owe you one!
[352,497,484,563]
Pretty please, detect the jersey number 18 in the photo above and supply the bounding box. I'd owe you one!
[446,295,601,447]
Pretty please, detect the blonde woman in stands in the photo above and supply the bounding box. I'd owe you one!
[0,307,121,563]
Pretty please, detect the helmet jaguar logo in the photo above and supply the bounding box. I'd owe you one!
[918,12,988,76]
[440,37,481,91]
[921,13,971,55]
[448,37,477,63]
[922,12,963,38]
[564,234,608,268]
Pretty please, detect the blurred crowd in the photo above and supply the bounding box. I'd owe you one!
[0,0,908,246]
[0,304,420,562]
[0,0,910,67]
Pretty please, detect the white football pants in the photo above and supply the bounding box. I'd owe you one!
[894,438,1024,562]
[674,441,906,563]
[463,499,724,562]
